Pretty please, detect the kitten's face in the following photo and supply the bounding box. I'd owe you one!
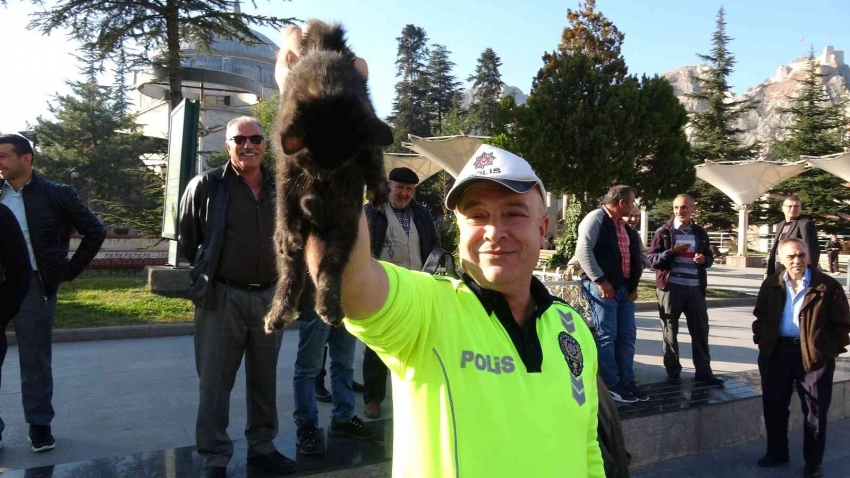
[278,96,392,176]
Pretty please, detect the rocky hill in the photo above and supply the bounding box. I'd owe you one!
[662,46,850,155]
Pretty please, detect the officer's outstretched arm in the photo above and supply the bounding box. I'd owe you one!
[305,210,389,320]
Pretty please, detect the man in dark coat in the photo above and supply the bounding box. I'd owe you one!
[766,195,820,277]
[0,133,105,452]
[753,237,850,478]
[0,202,32,449]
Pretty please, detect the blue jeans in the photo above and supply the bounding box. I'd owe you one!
[582,280,636,388]
[0,276,57,438]
[293,309,356,427]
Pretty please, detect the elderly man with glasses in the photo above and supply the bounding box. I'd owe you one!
[178,116,297,477]
[753,238,850,478]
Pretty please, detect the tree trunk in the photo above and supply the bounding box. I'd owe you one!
[165,1,183,110]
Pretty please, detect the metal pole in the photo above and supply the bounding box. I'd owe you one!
[640,205,649,247]
[737,205,750,257]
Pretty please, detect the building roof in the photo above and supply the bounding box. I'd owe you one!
[180,29,279,61]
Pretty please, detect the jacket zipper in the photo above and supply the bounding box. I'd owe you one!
[19,179,48,304]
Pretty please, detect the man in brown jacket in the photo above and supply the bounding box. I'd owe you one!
[752,238,850,478]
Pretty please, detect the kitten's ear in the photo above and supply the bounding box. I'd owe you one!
[368,118,393,147]
[281,127,306,155]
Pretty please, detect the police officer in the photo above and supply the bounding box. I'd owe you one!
[301,145,604,477]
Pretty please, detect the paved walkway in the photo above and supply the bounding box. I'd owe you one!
[0,302,845,472]
[0,304,758,472]
[632,418,850,478]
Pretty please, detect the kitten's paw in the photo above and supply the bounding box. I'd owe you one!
[263,305,298,334]
[318,302,344,326]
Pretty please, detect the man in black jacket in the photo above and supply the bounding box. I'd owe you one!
[361,167,441,418]
[766,195,820,277]
[0,202,32,449]
[0,133,106,452]
[178,117,296,478]
[647,194,723,387]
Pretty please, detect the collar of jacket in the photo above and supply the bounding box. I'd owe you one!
[214,161,272,185]
[663,217,702,231]
[0,171,39,194]
[460,271,554,317]
[772,266,827,292]
[772,266,828,314]
[376,198,422,215]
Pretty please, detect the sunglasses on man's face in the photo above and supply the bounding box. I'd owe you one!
[229,135,265,145]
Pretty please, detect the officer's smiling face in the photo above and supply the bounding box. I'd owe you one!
[455,181,548,295]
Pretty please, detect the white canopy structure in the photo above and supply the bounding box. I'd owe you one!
[383,153,445,183]
[802,151,850,183]
[402,134,488,178]
[696,161,807,257]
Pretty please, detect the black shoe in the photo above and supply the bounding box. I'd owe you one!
[353,381,365,393]
[804,464,822,477]
[28,425,55,453]
[667,375,682,385]
[695,374,725,387]
[608,384,638,404]
[330,415,373,439]
[315,383,332,403]
[625,381,650,401]
[296,423,325,455]
[201,467,227,478]
[757,454,789,467]
[247,450,298,475]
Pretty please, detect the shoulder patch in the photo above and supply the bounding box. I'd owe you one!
[558,332,584,377]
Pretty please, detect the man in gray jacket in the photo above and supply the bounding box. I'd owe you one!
[575,185,646,403]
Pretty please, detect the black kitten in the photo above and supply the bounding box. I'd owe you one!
[264,21,392,332]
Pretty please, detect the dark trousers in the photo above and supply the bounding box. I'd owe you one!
[194,283,283,469]
[656,283,713,378]
[0,276,57,438]
[828,252,839,274]
[315,345,328,387]
[363,347,388,404]
[758,338,835,467]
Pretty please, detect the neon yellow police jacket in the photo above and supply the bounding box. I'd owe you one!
[344,262,604,478]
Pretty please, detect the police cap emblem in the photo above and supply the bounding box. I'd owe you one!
[558,332,583,377]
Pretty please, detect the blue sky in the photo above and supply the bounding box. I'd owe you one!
[1,0,848,132]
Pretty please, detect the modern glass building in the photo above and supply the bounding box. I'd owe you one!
[131,25,280,171]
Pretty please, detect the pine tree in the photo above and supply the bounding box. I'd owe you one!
[425,44,462,129]
[773,50,849,159]
[34,57,164,232]
[28,0,294,109]
[513,1,691,215]
[112,48,131,116]
[468,48,503,135]
[688,7,759,163]
[756,50,850,234]
[387,25,432,150]
[534,0,627,88]
[435,97,481,137]
[686,7,758,228]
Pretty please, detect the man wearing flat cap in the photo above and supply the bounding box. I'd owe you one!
[362,167,441,418]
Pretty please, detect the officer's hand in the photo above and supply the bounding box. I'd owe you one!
[597,280,615,301]
[628,290,638,302]
[694,253,705,265]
